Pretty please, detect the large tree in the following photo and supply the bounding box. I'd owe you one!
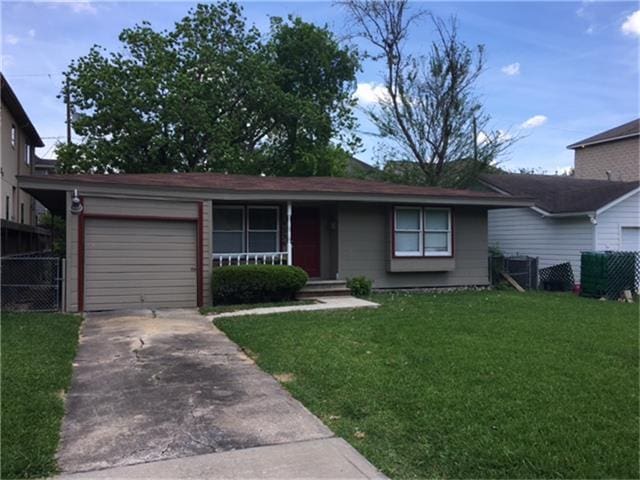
[343,0,514,187]
[56,2,360,175]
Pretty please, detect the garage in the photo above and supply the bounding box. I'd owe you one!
[83,217,199,311]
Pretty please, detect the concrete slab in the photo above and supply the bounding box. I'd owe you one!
[209,296,379,320]
[57,309,333,473]
[56,437,386,479]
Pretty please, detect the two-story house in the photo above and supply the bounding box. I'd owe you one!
[481,118,640,283]
[569,118,640,181]
[1,73,51,255]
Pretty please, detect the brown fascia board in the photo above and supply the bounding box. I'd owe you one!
[18,175,534,208]
[566,132,639,150]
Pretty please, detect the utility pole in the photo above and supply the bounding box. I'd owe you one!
[65,75,72,145]
[472,115,478,162]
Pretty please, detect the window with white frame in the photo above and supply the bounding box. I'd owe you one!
[212,206,244,253]
[248,207,279,253]
[11,125,16,148]
[25,143,31,165]
[394,207,452,257]
[212,206,281,254]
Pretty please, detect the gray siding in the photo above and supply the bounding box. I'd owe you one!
[595,191,640,251]
[488,208,593,279]
[337,205,489,288]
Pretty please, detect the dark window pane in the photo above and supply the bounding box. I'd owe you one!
[249,208,278,230]
[425,232,449,252]
[248,232,278,252]
[213,208,243,231]
[396,209,420,230]
[425,210,449,230]
[212,232,243,253]
[395,232,420,252]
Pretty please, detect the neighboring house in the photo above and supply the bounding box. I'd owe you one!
[0,73,50,255]
[481,174,640,281]
[568,118,639,181]
[18,172,529,311]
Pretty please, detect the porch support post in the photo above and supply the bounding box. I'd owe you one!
[286,201,292,266]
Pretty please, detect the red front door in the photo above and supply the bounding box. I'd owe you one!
[292,207,321,278]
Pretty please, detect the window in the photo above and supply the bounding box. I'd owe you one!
[25,144,31,165]
[5,196,9,220]
[394,207,452,257]
[212,206,244,253]
[394,207,422,256]
[11,124,16,148]
[248,207,279,253]
[20,203,24,224]
[424,208,451,256]
[212,205,281,254]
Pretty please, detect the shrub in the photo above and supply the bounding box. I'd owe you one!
[211,265,308,305]
[347,276,372,297]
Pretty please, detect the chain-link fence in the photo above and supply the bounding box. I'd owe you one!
[539,262,575,292]
[489,255,539,289]
[1,256,63,311]
[581,251,639,300]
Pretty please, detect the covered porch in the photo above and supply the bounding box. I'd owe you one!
[211,201,338,280]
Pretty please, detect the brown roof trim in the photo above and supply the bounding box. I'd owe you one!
[567,118,639,149]
[1,73,44,147]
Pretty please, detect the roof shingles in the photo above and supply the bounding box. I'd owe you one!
[480,173,639,214]
[27,172,519,201]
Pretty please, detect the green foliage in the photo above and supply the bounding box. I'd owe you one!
[1,312,82,479]
[217,291,639,479]
[39,212,66,256]
[211,264,308,305]
[346,276,372,297]
[57,3,360,176]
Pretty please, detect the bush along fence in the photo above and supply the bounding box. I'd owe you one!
[581,251,640,300]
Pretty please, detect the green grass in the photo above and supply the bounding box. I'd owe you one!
[1,312,82,479]
[216,291,640,479]
[200,299,316,315]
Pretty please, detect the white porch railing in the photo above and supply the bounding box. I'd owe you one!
[212,252,289,267]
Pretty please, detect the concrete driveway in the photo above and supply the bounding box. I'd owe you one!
[57,309,383,478]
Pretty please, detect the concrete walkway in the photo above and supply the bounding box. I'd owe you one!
[55,308,384,479]
[208,296,379,320]
[56,438,384,479]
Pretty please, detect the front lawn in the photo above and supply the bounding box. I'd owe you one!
[216,291,639,479]
[1,312,82,479]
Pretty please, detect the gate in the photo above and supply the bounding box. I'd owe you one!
[1,255,64,311]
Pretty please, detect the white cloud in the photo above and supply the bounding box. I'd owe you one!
[477,130,511,145]
[5,34,19,45]
[354,82,389,105]
[28,29,36,38]
[521,115,548,129]
[1,54,15,68]
[500,62,520,76]
[622,10,640,37]
[51,0,98,14]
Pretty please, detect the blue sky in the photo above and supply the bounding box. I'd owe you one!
[2,1,639,173]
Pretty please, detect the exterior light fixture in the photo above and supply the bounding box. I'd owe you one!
[70,189,83,214]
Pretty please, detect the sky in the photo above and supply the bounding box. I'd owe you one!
[1,0,639,173]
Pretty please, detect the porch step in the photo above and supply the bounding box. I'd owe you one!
[298,280,352,298]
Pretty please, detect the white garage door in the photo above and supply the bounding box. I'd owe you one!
[84,218,198,311]
[621,227,640,252]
